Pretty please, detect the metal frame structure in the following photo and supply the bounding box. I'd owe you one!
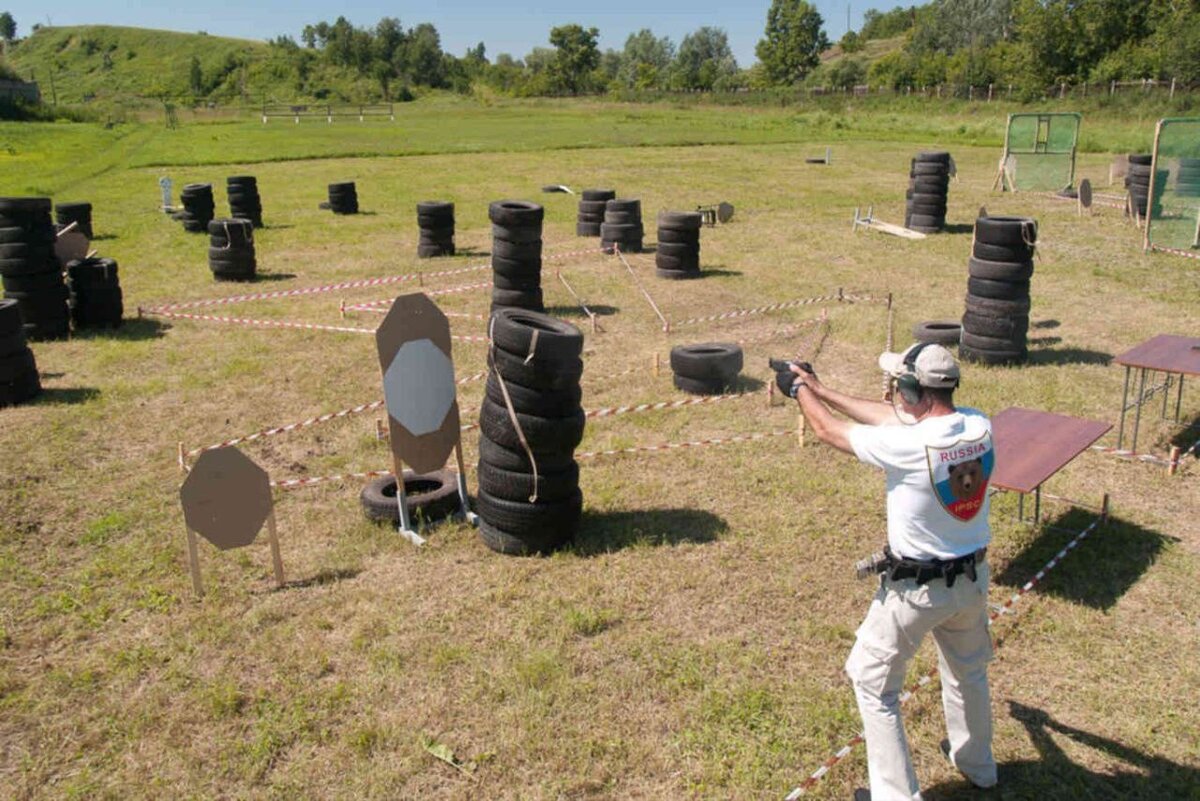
[994,112,1082,192]
[1142,117,1200,255]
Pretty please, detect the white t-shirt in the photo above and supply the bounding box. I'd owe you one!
[849,407,994,560]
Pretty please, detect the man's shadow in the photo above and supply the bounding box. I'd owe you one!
[924,701,1200,799]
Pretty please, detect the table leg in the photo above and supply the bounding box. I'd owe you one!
[1118,365,1131,449]
[1162,372,1171,419]
[1018,493,1025,522]
[1132,368,1148,453]
[1176,374,1185,423]
[1034,486,1042,524]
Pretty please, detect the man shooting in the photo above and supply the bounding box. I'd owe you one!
[778,343,998,801]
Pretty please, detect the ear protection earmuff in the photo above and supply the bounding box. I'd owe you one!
[895,343,929,406]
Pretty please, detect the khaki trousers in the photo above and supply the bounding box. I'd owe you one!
[844,561,997,800]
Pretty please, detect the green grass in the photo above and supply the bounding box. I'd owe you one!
[0,100,1197,799]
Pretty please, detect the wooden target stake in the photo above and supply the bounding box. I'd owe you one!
[797,412,806,448]
[266,510,285,587]
[184,525,204,597]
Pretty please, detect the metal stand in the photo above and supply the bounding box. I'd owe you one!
[1117,366,1188,452]
[453,442,479,526]
[392,465,426,547]
[852,206,927,240]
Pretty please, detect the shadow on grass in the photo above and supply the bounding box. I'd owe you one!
[35,387,100,405]
[545,304,619,318]
[1028,335,1062,347]
[278,567,362,591]
[1026,347,1112,367]
[1167,412,1200,454]
[733,375,766,392]
[1032,318,1061,329]
[262,223,294,231]
[251,272,297,283]
[68,318,170,341]
[90,233,119,241]
[570,507,728,556]
[924,701,1200,800]
[993,509,1174,611]
[452,247,490,258]
[943,223,976,235]
[701,267,744,278]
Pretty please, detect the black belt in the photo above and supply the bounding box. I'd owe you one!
[885,547,986,587]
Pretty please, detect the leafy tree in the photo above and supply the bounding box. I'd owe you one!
[839,30,864,53]
[860,6,917,40]
[188,55,203,96]
[868,49,919,89]
[756,0,829,85]
[827,57,866,89]
[674,27,738,90]
[405,23,445,87]
[620,29,674,89]
[548,23,600,94]
[0,12,16,42]
[908,0,1013,55]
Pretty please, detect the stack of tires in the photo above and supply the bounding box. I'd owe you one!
[905,152,952,233]
[961,215,1036,366]
[0,299,41,407]
[477,309,585,555]
[55,202,94,239]
[655,211,703,280]
[416,201,455,258]
[328,182,359,214]
[66,258,123,329]
[576,189,615,237]
[0,197,70,341]
[207,218,257,281]
[489,200,544,313]
[227,176,263,228]
[1176,158,1200,197]
[601,198,644,253]
[670,342,743,394]
[179,184,215,233]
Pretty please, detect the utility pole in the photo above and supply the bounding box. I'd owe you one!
[847,3,851,36]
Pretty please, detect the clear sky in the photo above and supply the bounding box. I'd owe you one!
[1,1,893,67]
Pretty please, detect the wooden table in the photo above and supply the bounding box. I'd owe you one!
[1113,335,1200,453]
[991,407,1112,522]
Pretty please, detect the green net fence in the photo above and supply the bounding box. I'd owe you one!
[1145,118,1200,257]
[999,113,1081,192]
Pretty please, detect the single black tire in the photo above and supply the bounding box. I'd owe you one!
[1,270,65,293]
[605,199,640,215]
[673,373,731,395]
[961,311,1029,339]
[417,244,454,258]
[477,518,561,556]
[0,370,41,407]
[967,277,1030,300]
[909,202,948,217]
[359,471,461,524]
[961,330,1026,352]
[478,433,576,473]
[492,273,541,291]
[492,239,542,262]
[975,216,1037,247]
[418,225,455,242]
[0,197,52,214]
[914,151,951,164]
[912,321,962,345]
[655,253,700,272]
[656,241,699,259]
[908,213,944,229]
[968,257,1034,282]
[0,226,55,245]
[474,487,582,540]
[670,342,743,381]
[656,267,701,280]
[577,200,608,215]
[576,222,602,237]
[972,240,1034,262]
[487,346,583,392]
[1128,154,1152,166]
[964,293,1032,316]
[581,189,616,202]
[911,162,950,176]
[910,175,950,191]
[479,397,586,453]
[959,343,1027,366]
[328,182,356,193]
[576,212,605,224]
[477,460,579,503]
[0,348,36,382]
[0,299,23,337]
[489,200,544,227]
[490,287,545,311]
[417,201,454,217]
[603,211,641,225]
[656,211,703,230]
[656,227,700,245]
[599,222,644,239]
[0,242,54,261]
[489,307,584,363]
[490,255,541,281]
[492,224,542,245]
[485,374,581,417]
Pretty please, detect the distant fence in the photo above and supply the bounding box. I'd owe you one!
[812,78,1195,101]
[260,103,395,123]
[0,79,41,104]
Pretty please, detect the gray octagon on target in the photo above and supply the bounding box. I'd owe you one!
[383,338,456,436]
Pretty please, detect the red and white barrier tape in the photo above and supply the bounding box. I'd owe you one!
[1089,444,1178,468]
[344,280,493,311]
[1148,244,1200,261]
[784,513,1104,798]
[585,391,758,420]
[672,292,856,329]
[144,264,490,313]
[144,307,490,342]
[577,429,792,460]
[614,245,672,331]
[273,469,393,490]
[544,246,608,263]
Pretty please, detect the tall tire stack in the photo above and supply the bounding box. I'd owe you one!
[416,201,455,258]
[477,308,585,555]
[961,215,1036,366]
[54,202,93,239]
[207,218,257,281]
[179,184,215,233]
[655,211,703,280]
[0,197,70,341]
[66,258,123,329]
[600,198,644,253]
[576,189,615,237]
[328,182,359,214]
[0,299,41,407]
[1176,158,1200,197]
[1126,154,1158,219]
[489,200,544,313]
[670,342,743,394]
[226,176,263,228]
[905,151,952,233]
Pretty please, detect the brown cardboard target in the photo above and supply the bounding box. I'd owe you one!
[180,447,273,550]
[375,292,461,475]
[54,230,90,264]
[717,202,735,223]
[1079,178,1093,209]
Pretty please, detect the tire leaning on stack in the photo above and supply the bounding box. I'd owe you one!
[477,308,585,555]
[490,200,544,313]
[576,189,614,237]
[416,201,455,258]
[66,258,123,329]
[905,151,952,233]
[328,182,359,214]
[655,211,703,280]
[601,198,644,253]
[179,183,215,233]
[960,215,1036,366]
[670,342,743,394]
[0,196,70,341]
[227,176,263,228]
[55,202,94,239]
[0,299,41,407]
[207,218,257,281]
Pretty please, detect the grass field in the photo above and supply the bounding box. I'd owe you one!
[0,100,1198,800]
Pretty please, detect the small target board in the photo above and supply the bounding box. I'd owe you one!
[179,447,283,595]
[375,292,471,543]
[54,225,90,264]
[1078,178,1093,215]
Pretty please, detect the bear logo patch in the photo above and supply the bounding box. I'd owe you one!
[927,433,994,522]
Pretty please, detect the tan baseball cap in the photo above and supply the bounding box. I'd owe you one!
[879,343,960,388]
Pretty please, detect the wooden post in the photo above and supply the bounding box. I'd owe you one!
[1110,80,1116,96]
[1168,446,1182,476]
[1143,119,1165,251]
[177,442,186,474]
[797,412,806,448]
[184,526,204,597]
[1170,78,1176,100]
[1100,493,1110,524]
[653,352,661,377]
[988,83,993,102]
[266,509,285,588]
